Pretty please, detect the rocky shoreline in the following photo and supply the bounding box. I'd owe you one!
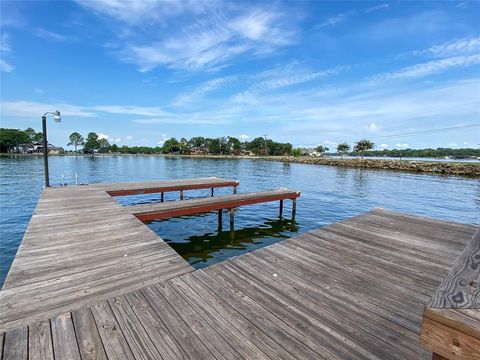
[169,155,479,177]
[254,156,480,177]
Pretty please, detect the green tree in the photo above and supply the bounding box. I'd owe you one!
[98,138,111,153]
[315,146,329,156]
[24,127,36,142]
[291,148,302,157]
[162,138,181,153]
[67,132,85,155]
[337,143,350,158]
[179,138,191,154]
[110,144,119,153]
[188,137,207,149]
[354,139,374,159]
[84,132,100,156]
[0,128,30,153]
[227,137,242,155]
[208,138,221,154]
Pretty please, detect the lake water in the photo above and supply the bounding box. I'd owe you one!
[0,155,479,286]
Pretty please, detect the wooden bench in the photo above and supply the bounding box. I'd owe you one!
[93,177,239,199]
[420,227,480,359]
[126,188,301,227]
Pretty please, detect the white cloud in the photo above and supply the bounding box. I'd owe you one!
[448,142,458,147]
[416,37,480,58]
[316,12,354,29]
[140,138,147,143]
[1,33,11,52]
[1,101,95,117]
[365,4,389,13]
[75,0,210,25]
[173,76,236,106]
[364,123,382,132]
[372,54,480,81]
[379,144,388,149]
[92,105,169,116]
[0,59,14,72]
[239,134,250,140]
[1,33,13,72]
[115,138,121,143]
[232,63,347,105]
[125,135,133,140]
[396,143,409,148]
[35,28,68,42]
[78,1,298,72]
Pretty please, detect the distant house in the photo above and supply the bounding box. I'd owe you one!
[191,147,208,155]
[300,148,320,156]
[15,141,64,154]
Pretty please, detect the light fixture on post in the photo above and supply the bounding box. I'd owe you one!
[42,110,61,187]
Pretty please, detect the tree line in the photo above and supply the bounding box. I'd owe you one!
[0,127,44,153]
[1,128,477,158]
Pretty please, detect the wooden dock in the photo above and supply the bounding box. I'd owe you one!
[127,189,300,223]
[0,179,479,359]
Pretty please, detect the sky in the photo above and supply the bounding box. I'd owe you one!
[0,0,479,150]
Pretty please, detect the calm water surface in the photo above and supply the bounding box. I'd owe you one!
[0,155,479,286]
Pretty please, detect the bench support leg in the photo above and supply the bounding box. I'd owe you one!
[180,190,184,200]
[233,186,237,194]
[229,208,235,230]
[279,200,283,217]
[292,198,297,217]
[218,210,223,230]
[161,192,164,202]
[211,188,214,197]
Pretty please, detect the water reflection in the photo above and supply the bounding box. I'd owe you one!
[149,216,299,269]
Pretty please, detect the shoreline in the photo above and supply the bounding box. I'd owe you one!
[1,153,479,177]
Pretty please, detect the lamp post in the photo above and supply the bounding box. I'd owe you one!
[42,110,61,187]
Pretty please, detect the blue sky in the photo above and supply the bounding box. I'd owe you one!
[1,0,479,150]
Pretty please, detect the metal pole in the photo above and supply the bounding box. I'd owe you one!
[180,190,184,200]
[42,115,50,187]
[292,198,297,216]
[161,192,164,202]
[233,186,237,194]
[218,210,223,229]
[279,199,283,217]
[211,188,214,197]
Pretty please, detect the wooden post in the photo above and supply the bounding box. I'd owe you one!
[180,190,184,200]
[218,210,223,229]
[211,188,214,197]
[292,198,297,216]
[161,192,164,202]
[229,208,235,230]
[279,200,283,217]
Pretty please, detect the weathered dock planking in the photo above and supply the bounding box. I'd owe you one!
[127,189,300,222]
[421,228,480,359]
[1,207,478,359]
[95,177,239,197]
[0,184,194,332]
